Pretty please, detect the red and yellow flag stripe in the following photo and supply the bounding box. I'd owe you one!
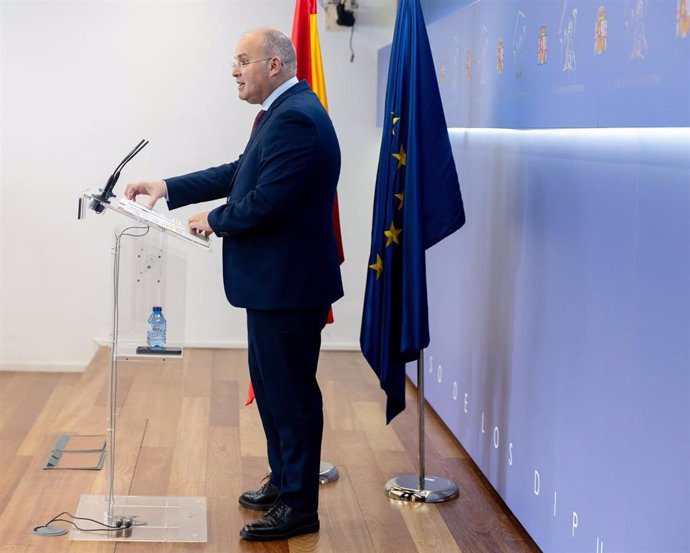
[292,0,343,265]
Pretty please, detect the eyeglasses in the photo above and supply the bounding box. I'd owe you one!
[232,57,274,70]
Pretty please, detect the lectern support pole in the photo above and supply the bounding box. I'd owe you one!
[106,227,148,521]
[104,231,120,521]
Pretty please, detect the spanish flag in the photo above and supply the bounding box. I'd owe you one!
[293,0,345,268]
[246,0,344,406]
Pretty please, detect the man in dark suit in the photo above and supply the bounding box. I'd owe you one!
[124,27,343,541]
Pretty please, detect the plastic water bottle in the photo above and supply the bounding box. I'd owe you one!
[146,306,167,348]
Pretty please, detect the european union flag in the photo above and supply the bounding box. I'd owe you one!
[360,0,465,423]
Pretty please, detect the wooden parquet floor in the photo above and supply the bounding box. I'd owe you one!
[0,348,540,552]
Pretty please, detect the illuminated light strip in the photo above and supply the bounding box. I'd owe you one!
[448,127,690,137]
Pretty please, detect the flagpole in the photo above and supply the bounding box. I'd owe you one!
[384,350,459,502]
[417,350,426,490]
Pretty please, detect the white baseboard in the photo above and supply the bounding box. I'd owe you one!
[181,340,360,351]
[170,340,248,349]
[94,337,250,350]
[322,342,361,351]
[0,340,360,373]
[94,337,360,351]
[0,361,86,373]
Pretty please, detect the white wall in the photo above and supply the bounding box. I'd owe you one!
[0,0,396,371]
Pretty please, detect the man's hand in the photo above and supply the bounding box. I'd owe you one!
[124,180,167,209]
[188,211,214,237]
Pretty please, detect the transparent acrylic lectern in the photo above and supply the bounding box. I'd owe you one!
[76,153,210,542]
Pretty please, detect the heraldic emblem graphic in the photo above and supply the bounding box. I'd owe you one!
[513,10,527,78]
[595,6,608,54]
[538,25,548,64]
[479,25,489,84]
[678,0,690,37]
[560,2,578,72]
[628,0,648,59]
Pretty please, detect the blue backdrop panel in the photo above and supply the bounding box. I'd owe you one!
[379,1,690,549]
[425,0,690,128]
[413,128,690,552]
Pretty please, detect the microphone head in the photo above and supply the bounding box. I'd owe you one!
[89,197,106,213]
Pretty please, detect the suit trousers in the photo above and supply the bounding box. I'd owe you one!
[246,306,330,513]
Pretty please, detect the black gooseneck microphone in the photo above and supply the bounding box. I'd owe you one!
[89,139,149,213]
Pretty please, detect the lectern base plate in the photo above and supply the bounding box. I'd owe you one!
[70,494,207,542]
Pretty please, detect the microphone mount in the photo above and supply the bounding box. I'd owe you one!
[89,139,149,214]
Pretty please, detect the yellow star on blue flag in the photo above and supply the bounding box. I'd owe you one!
[368,254,383,279]
[392,145,406,169]
[384,222,402,246]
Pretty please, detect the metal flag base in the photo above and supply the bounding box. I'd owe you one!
[319,461,339,484]
[385,475,459,503]
[385,351,459,504]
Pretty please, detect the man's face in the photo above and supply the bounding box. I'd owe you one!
[233,32,273,105]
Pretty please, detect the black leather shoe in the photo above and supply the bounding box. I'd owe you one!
[239,500,319,541]
[238,480,279,511]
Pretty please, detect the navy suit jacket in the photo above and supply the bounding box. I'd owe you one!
[165,80,344,310]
